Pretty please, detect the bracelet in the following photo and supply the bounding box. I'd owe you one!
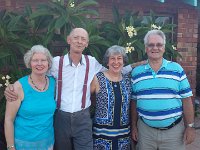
[7,145,15,150]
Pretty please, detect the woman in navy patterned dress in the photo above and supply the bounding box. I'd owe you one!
[91,45,132,150]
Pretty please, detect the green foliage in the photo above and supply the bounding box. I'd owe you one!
[0,1,180,70]
[0,0,102,70]
[0,0,181,125]
[0,96,5,121]
[22,5,55,46]
[100,7,180,64]
[30,0,98,43]
[0,10,32,70]
[0,69,30,121]
[84,20,110,63]
[0,2,183,147]
[0,0,103,125]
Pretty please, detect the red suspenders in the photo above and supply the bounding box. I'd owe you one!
[56,55,89,109]
[81,55,89,109]
[56,56,64,109]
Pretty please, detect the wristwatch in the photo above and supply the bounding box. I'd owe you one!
[187,123,195,128]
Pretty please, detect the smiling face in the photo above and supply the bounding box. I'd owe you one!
[67,28,89,54]
[30,52,49,76]
[146,34,165,61]
[107,54,124,74]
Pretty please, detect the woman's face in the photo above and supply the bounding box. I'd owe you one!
[107,54,124,74]
[30,52,49,75]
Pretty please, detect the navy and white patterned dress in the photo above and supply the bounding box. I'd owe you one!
[93,72,132,150]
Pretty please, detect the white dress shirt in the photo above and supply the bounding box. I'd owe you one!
[50,54,132,113]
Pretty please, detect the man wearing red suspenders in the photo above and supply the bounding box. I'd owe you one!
[4,28,140,150]
[51,28,135,150]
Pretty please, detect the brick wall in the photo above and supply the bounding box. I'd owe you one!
[0,0,198,97]
[197,23,200,96]
[0,0,47,11]
[177,7,198,97]
[96,0,198,97]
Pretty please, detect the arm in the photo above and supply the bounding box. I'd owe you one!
[4,84,18,101]
[49,56,59,78]
[96,58,147,74]
[90,76,97,94]
[131,60,147,68]
[4,81,23,150]
[122,60,147,74]
[90,75,100,94]
[182,97,195,144]
[131,100,138,141]
[90,76,99,107]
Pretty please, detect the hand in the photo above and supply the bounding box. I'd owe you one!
[4,84,18,101]
[131,127,138,142]
[184,127,195,144]
[132,60,147,68]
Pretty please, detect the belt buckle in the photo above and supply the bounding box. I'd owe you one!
[157,127,169,130]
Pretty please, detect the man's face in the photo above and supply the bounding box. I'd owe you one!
[67,28,89,54]
[145,34,165,61]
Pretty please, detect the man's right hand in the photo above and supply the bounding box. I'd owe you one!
[4,84,18,101]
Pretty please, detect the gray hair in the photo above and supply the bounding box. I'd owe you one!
[144,30,166,48]
[103,45,128,65]
[24,45,53,70]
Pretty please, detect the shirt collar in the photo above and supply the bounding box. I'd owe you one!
[64,53,84,66]
[144,58,169,70]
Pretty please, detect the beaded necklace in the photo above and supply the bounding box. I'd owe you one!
[30,75,47,91]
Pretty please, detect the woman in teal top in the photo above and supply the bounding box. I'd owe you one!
[4,45,56,150]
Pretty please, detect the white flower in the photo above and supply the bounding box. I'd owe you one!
[125,26,137,38]
[2,76,5,80]
[5,80,10,87]
[128,32,133,38]
[6,75,11,79]
[70,2,75,8]
[151,24,157,29]
[172,45,177,50]
[157,26,161,30]
[126,26,134,32]
[127,43,131,46]
[125,46,135,53]
[125,43,135,53]
[151,24,161,30]
[0,83,2,87]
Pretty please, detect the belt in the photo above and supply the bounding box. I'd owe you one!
[141,116,182,130]
[56,107,90,115]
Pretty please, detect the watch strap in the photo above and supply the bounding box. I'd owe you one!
[187,123,195,128]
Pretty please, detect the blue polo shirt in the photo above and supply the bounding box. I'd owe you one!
[131,58,192,128]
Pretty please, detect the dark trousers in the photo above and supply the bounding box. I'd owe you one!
[54,108,93,150]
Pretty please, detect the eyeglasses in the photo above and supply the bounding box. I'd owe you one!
[147,43,164,49]
[31,59,48,64]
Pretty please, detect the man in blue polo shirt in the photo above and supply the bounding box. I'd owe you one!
[131,29,195,150]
